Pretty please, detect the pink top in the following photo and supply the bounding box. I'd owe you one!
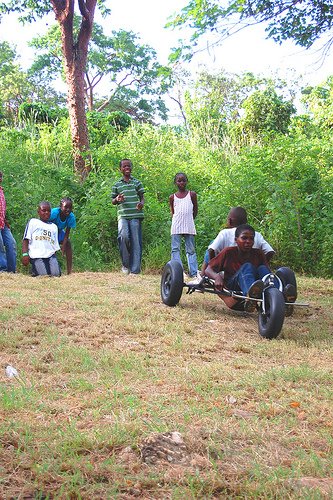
[0,186,6,230]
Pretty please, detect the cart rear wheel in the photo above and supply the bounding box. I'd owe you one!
[258,287,285,339]
[276,267,297,294]
[161,260,183,306]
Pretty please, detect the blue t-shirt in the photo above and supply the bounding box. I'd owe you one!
[49,207,76,231]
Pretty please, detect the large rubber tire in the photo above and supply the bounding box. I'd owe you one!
[161,260,184,306]
[275,267,297,294]
[258,287,285,339]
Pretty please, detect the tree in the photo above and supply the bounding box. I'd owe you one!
[29,21,171,122]
[182,71,245,141]
[0,41,65,124]
[239,88,296,137]
[0,41,33,123]
[86,27,170,122]
[0,0,110,181]
[167,0,333,62]
[179,70,295,146]
[301,76,333,129]
[185,70,263,124]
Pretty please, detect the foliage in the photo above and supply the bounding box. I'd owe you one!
[181,71,296,147]
[301,76,333,130]
[73,172,118,270]
[86,111,132,149]
[0,123,82,246]
[0,41,31,124]
[236,0,333,48]
[29,20,172,122]
[167,0,333,61]
[0,0,110,21]
[0,0,111,181]
[18,102,67,124]
[226,135,333,275]
[183,71,241,139]
[238,88,296,137]
[0,67,332,277]
[0,41,16,78]
[0,41,66,126]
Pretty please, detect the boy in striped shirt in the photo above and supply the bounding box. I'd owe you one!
[112,159,145,274]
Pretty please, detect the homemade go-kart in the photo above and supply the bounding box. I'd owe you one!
[161,261,308,339]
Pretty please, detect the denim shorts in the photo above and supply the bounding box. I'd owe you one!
[58,229,65,243]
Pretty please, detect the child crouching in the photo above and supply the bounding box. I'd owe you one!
[22,201,61,277]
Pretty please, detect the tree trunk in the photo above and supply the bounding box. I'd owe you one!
[85,73,94,111]
[52,0,97,182]
[64,48,91,179]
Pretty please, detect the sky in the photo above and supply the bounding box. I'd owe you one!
[106,0,332,85]
[0,0,332,120]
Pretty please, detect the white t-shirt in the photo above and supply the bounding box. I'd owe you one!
[208,227,274,255]
[23,218,60,259]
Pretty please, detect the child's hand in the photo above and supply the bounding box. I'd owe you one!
[136,201,143,210]
[214,274,223,290]
[117,193,125,203]
[22,255,30,266]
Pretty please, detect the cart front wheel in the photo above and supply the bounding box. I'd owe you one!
[258,287,285,339]
[161,260,183,306]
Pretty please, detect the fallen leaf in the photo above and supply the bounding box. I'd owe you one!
[289,401,301,408]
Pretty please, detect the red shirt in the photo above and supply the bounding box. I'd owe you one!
[0,186,6,230]
[208,246,268,283]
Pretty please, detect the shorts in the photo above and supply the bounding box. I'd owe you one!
[204,240,214,264]
[58,229,65,244]
[204,249,209,264]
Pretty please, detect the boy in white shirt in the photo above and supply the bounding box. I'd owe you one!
[22,201,61,277]
[201,206,274,275]
[210,207,274,259]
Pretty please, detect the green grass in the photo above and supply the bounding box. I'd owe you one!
[0,272,332,498]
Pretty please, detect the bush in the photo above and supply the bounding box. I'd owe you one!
[1,120,332,277]
[18,102,67,124]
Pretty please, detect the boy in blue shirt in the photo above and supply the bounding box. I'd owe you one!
[49,197,76,274]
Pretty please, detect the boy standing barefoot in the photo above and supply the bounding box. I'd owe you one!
[111,159,145,274]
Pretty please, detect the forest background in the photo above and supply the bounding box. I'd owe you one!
[0,1,332,278]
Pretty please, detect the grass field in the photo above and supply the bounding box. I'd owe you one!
[0,271,332,499]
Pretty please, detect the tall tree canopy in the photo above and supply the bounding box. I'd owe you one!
[182,70,296,145]
[0,0,110,181]
[0,41,59,123]
[0,42,30,122]
[167,0,333,61]
[301,76,333,129]
[29,21,170,122]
